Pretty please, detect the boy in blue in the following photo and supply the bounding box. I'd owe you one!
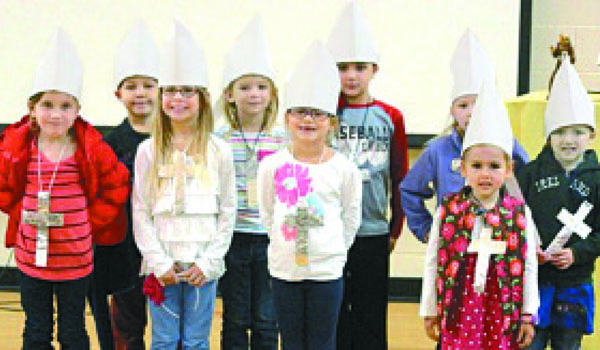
[517,59,600,349]
[401,29,529,243]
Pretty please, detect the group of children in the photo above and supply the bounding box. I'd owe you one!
[0,2,598,350]
[408,30,599,350]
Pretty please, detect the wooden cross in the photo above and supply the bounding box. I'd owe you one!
[467,226,507,293]
[546,201,593,254]
[158,150,197,215]
[284,206,324,266]
[22,191,64,267]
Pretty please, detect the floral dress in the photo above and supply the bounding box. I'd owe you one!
[436,188,528,350]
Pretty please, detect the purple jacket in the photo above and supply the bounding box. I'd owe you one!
[400,128,529,242]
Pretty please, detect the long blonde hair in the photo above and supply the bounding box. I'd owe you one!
[147,87,214,197]
[221,76,278,133]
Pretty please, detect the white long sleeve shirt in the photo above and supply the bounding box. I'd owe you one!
[420,205,539,317]
[258,149,362,281]
[132,136,237,281]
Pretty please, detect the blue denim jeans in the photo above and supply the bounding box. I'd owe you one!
[220,233,278,350]
[148,281,216,350]
[530,326,583,350]
[272,277,343,350]
[20,271,91,350]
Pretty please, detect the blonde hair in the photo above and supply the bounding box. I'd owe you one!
[221,76,279,133]
[147,87,214,197]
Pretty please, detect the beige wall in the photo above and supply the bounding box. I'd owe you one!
[530,0,600,92]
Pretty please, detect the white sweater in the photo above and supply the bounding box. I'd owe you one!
[132,136,237,281]
[258,149,362,281]
[420,206,540,317]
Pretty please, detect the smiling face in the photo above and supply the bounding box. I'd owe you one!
[116,76,158,119]
[29,91,79,141]
[337,62,377,104]
[226,75,273,121]
[450,94,477,133]
[549,125,595,171]
[285,108,336,145]
[461,144,512,205]
[161,86,200,127]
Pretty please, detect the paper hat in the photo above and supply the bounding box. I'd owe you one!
[214,15,276,124]
[326,0,379,64]
[462,81,513,156]
[285,41,340,115]
[114,21,159,87]
[450,29,495,101]
[159,21,208,87]
[545,59,595,137]
[221,15,275,89]
[31,28,83,100]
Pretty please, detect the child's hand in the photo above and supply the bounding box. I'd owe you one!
[424,316,440,342]
[178,263,207,287]
[550,248,574,269]
[536,247,549,264]
[517,322,535,348]
[159,266,179,286]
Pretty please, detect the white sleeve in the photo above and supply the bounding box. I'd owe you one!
[132,141,173,277]
[523,205,540,316]
[196,141,237,281]
[257,156,276,236]
[419,207,442,317]
[341,161,362,250]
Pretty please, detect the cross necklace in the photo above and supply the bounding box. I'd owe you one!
[22,139,68,267]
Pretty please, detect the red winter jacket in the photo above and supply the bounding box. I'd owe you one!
[0,115,130,247]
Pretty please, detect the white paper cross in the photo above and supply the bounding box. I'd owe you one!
[545,201,593,254]
[22,191,64,267]
[468,226,507,293]
[158,150,197,215]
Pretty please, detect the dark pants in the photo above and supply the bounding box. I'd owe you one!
[530,325,583,350]
[220,233,278,350]
[20,271,91,350]
[111,276,147,350]
[87,271,115,350]
[273,277,343,350]
[336,235,389,350]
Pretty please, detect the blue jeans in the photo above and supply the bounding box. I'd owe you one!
[272,277,343,350]
[20,271,91,350]
[530,326,583,350]
[220,233,278,350]
[149,281,216,350]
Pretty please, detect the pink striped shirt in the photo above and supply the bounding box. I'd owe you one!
[16,147,92,280]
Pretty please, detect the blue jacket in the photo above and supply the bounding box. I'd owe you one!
[400,128,529,242]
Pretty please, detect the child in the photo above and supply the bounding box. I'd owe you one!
[420,82,538,349]
[326,2,408,349]
[90,21,160,350]
[214,16,285,350]
[517,59,600,349]
[131,22,236,349]
[0,29,129,349]
[257,41,362,350]
[401,29,529,244]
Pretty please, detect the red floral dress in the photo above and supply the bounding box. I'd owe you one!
[436,188,528,350]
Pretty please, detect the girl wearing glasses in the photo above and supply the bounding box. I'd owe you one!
[214,16,285,350]
[257,42,361,350]
[132,22,236,349]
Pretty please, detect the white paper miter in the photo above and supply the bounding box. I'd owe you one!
[450,29,495,102]
[544,58,595,138]
[285,41,340,115]
[215,15,276,124]
[462,81,513,156]
[31,28,83,101]
[160,20,208,88]
[326,0,379,64]
[114,20,160,88]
